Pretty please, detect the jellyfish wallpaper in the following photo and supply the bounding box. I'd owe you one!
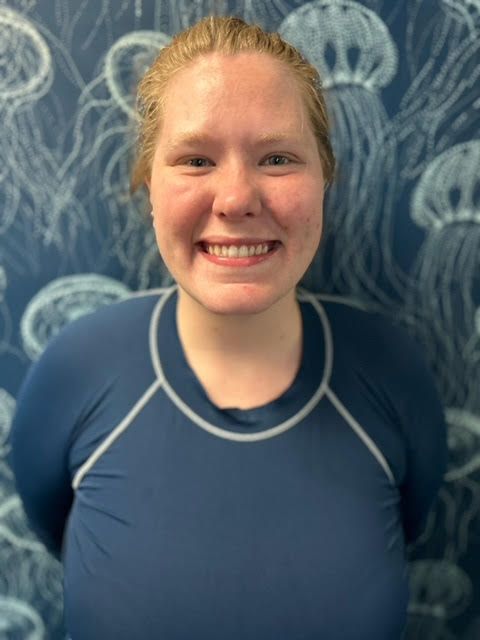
[0,0,478,637]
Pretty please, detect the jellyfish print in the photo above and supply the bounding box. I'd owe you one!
[137,234,174,291]
[0,389,15,484]
[62,30,171,284]
[406,0,480,76]
[20,274,131,361]
[0,389,14,457]
[440,0,480,31]
[0,267,10,354]
[0,267,25,369]
[0,596,45,640]
[0,6,52,239]
[280,1,402,304]
[446,409,480,483]
[150,0,308,32]
[0,6,86,265]
[428,408,480,561]
[409,443,480,575]
[0,7,52,105]
[405,142,480,409]
[0,445,64,637]
[229,0,306,28]
[465,307,480,408]
[153,0,227,34]
[0,489,64,636]
[406,559,472,639]
[395,8,480,182]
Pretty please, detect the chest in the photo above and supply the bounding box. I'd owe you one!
[64,400,408,639]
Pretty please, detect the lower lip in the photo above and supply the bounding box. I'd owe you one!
[198,244,280,267]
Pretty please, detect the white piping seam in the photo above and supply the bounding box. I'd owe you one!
[325,386,395,486]
[127,286,176,299]
[71,289,172,490]
[150,287,334,442]
[71,377,163,490]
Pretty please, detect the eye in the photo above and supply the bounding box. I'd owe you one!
[186,157,212,168]
[263,154,291,166]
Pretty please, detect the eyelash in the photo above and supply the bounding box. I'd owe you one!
[184,154,292,168]
[186,157,211,167]
[263,154,291,166]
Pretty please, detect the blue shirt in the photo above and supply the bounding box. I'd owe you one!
[11,286,447,639]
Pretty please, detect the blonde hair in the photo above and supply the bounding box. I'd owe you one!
[131,15,335,192]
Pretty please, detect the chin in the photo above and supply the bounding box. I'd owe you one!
[181,282,292,317]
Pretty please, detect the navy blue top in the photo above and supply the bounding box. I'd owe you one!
[10,286,447,640]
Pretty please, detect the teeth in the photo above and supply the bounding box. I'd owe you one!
[206,243,272,257]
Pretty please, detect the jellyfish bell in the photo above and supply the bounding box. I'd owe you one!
[0,597,45,640]
[408,559,473,620]
[104,31,171,119]
[412,141,480,232]
[20,274,131,361]
[444,408,480,481]
[279,0,398,90]
[0,6,52,103]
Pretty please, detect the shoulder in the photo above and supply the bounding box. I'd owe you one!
[315,294,429,382]
[39,288,167,364]
[301,290,442,416]
[16,288,171,407]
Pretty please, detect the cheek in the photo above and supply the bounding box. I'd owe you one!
[151,180,204,231]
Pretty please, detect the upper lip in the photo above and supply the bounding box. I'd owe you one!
[198,237,278,246]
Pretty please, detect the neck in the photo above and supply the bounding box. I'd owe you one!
[175,287,303,408]
[176,287,302,359]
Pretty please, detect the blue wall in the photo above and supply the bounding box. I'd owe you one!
[0,1,479,637]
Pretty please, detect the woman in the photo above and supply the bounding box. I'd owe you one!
[11,16,447,640]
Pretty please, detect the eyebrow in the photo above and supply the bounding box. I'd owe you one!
[164,131,301,152]
[164,133,214,151]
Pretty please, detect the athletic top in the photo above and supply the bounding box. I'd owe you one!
[10,286,447,640]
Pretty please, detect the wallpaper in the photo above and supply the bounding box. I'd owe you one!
[0,0,479,637]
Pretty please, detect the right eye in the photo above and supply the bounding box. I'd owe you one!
[185,157,212,168]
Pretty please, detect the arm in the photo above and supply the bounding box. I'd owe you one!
[325,300,448,546]
[398,346,448,544]
[10,327,91,558]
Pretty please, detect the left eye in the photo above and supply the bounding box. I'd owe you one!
[263,155,290,166]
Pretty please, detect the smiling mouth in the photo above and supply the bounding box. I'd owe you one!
[199,241,279,258]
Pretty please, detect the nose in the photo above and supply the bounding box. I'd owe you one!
[212,162,262,219]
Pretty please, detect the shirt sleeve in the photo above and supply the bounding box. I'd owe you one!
[397,340,448,544]
[364,313,448,544]
[325,301,448,546]
[9,321,97,559]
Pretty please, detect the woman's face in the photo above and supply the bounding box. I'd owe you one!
[148,52,325,316]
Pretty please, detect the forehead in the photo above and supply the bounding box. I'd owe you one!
[160,52,308,134]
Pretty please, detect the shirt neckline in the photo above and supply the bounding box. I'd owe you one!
[150,286,333,441]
